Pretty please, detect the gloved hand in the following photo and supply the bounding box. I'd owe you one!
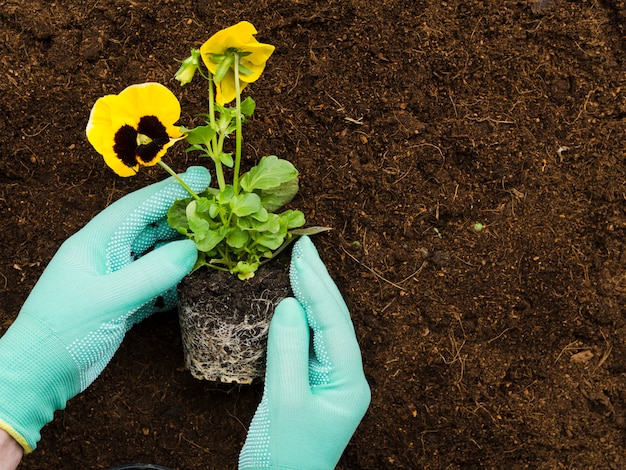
[239,236,371,469]
[0,166,210,453]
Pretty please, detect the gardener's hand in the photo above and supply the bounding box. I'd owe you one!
[0,166,210,454]
[239,236,371,469]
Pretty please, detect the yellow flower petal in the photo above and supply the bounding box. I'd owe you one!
[213,69,239,106]
[86,83,183,176]
[103,149,139,177]
[86,94,116,157]
[201,21,259,72]
[199,21,275,104]
[117,83,183,137]
[239,43,275,84]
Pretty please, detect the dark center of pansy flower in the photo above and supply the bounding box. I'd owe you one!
[113,115,171,169]
[136,116,170,163]
[113,125,140,168]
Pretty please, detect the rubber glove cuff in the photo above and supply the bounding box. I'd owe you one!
[0,312,80,452]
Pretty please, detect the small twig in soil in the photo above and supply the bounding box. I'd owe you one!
[380,298,396,314]
[486,327,514,344]
[224,407,249,433]
[341,246,427,290]
[401,261,427,284]
[181,434,212,453]
[344,116,363,125]
[341,246,406,290]
[566,88,598,125]
[440,313,467,392]
[556,145,570,161]
[472,400,497,424]
[408,142,446,162]
[324,91,345,112]
[465,115,515,125]
[591,333,612,375]
[21,122,50,137]
[554,340,586,363]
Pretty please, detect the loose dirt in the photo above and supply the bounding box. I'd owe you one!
[1,0,625,468]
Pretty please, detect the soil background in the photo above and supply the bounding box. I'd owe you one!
[1,0,625,468]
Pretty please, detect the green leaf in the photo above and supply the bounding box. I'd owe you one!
[226,228,249,248]
[185,125,215,146]
[216,185,234,205]
[215,103,237,122]
[240,155,299,192]
[281,210,306,229]
[231,192,262,217]
[195,229,224,253]
[220,152,234,168]
[254,232,286,251]
[236,215,261,231]
[216,113,234,134]
[186,200,210,234]
[240,96,256,117]
[167,198,192,235]
[233,261,259,280]
[290,226,333,236]
[251,206,269,222]
[236,212,280,233]
[208,201,220,219]
[194,197,212,213]
[214,54,234,83]
[257,213,281,233]
[259,177,299,212]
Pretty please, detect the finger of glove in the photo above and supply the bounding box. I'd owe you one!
[106,166,210,273]
[126,287,177,331]
[265,297,312,401]
[290,236,365,383]
[90,166,210,238]
[82,166,210,272]
[130,217,178,258]
[99,239,198,315]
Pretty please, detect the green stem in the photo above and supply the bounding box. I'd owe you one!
[212,153,226,190]
[157,161,200,200]
[207,74,225,191]
[205,263,230,272]
[233,53,243,195]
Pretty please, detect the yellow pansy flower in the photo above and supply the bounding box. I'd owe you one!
[200,21,275,105]
[86,83,184,177]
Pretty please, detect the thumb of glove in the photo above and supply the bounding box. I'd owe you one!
[102,238,198,316]
[265,297,311,401]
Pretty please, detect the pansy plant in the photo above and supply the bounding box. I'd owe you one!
[87,21,327,280]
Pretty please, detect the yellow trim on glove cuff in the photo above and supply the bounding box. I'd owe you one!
[0,418,33,454]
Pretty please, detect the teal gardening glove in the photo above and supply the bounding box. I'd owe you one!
[239,236,371,469]
[0,166,210,453]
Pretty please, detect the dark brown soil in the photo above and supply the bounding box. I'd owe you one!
[1,0,625,468]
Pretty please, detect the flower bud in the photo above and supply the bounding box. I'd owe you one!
[174,49,201,86]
